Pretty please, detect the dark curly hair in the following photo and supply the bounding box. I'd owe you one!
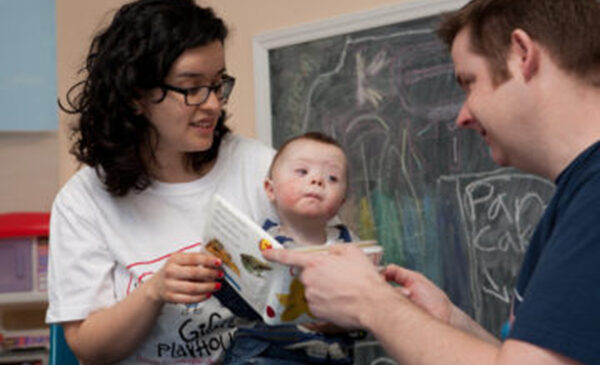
[61,0,230,196]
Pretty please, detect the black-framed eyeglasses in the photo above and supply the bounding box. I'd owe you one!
[161,75,235,106]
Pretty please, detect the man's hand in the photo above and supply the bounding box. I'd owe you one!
[263,245,395,329]
[382,265,453,324]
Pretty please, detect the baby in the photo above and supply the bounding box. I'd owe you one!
[224,132,357,364]
[262,131,352,247]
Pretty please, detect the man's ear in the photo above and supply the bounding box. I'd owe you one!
[264,178,276,202]
[511,29,540,81]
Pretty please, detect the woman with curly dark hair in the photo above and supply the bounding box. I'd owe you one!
[45,0,275,363]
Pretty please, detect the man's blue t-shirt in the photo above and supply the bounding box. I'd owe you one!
[509,141,600,363]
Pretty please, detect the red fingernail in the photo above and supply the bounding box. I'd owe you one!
[218,271,224,278]
[214,259,222,267]
[215,282,222,290]
[206,293,212,299]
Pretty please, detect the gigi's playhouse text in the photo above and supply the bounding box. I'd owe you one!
[157,311,235,359]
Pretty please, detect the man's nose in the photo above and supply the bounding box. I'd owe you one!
[455,103,474,128]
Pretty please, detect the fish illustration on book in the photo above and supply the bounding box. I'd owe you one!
[205,239,240,276]
[240,253,272,278]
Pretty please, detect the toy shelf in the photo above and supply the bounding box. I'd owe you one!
[0,213,50,365]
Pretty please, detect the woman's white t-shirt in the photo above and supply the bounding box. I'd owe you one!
[46,134,276,364]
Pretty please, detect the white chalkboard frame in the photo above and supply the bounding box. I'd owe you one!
[252,0,467,146]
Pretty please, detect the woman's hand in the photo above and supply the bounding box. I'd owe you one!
[61,252,224,365]
[148,252,223,304]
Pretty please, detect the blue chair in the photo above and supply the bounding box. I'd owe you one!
[49,324,79,365]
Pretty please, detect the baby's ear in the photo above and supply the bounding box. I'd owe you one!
[264,178,276,201]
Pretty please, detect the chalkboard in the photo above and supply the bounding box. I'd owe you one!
[253,1,555,362]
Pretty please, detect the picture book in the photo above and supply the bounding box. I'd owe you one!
[202,194,383,325]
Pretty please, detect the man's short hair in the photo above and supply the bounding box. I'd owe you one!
[437,0,600,86]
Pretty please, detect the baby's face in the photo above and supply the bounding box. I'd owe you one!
[266,139,348,223]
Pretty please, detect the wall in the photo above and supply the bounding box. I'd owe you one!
[55,0,405,185]
[0,0,406,212]
[0,133,57,212]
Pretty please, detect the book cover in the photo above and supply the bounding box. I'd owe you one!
[203,194,383,325]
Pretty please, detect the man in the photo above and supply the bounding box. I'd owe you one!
[263,0,600,364]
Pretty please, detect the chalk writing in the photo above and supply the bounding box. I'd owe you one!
[439,170,553,331]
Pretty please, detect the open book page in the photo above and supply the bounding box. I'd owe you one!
[203,194,383,325]
[261,241,383,325]
[202,194,283,322]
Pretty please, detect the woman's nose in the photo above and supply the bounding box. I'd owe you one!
[200,90,222,112]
